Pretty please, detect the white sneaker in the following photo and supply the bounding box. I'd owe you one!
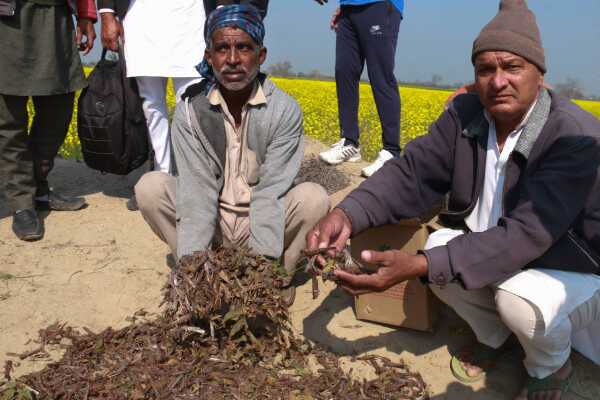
[361,149,394,177]
[319,139,362,165]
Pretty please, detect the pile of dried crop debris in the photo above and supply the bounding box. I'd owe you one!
[1,247,428,399]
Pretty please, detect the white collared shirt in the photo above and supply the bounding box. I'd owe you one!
[464,102,536,233]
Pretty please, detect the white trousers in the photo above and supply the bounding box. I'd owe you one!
[136,77,201,173]
[426,228,600,378]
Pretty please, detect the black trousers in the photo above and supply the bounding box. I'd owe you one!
[0,92,75,212]
[335,2,402,156]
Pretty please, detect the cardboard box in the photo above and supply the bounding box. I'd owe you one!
[351,220,438,332]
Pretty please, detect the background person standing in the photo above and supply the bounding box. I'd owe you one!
[0,0,96,241]
[98,0,206,210]
[316,0,403,177]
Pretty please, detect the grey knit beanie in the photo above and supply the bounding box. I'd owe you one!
[472,0,546,73]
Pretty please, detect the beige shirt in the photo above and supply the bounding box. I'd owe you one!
[207,83,267,245]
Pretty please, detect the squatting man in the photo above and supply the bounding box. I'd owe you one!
[135,5,329,306]
[306,1,600,399]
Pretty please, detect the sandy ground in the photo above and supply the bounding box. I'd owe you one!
[1,137,599,399]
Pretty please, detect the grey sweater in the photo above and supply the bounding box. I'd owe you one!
[171,78,304,259]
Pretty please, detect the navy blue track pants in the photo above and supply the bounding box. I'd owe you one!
[335,1,402,156]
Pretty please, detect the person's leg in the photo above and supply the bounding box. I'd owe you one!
[431,283,513,348]
[319,8,363,165]
[335,6,364,148]
[0,94,33,212]
[172,77,202,105]
[0,94,44,240]
[136,77,171,173]
[29,93,85,210]
[135,171,177,255]
[426,229,513,381]
[356,2,401,157]
[282,182,330,284]
[496,289,591,400]
[496,289,572,379]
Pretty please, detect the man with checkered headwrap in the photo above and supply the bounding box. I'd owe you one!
[135,5,329,307]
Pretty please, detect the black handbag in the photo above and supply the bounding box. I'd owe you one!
[77,46,149,175]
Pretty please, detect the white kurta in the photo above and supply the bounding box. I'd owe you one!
[122,0,205,78]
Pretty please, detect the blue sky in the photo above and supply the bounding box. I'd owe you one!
[85,0,600,96]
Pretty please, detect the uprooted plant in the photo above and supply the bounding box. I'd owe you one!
[1,247,428,400]
[302,246,378,299]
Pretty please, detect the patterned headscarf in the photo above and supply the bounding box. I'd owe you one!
[196,5,266,80]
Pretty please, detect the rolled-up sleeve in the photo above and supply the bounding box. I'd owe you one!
[76,0,97,21]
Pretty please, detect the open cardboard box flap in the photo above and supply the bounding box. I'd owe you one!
[350,222,438,332]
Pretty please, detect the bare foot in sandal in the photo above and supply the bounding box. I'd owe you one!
[514,358,573,400]
[451,343,504,382]
[451,336,521,383]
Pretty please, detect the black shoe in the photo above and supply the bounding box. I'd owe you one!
[36,190,86,211]
[126,195,139,211]
[12,209,43,241]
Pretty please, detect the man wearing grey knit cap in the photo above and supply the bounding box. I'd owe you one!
[306,1,600,398]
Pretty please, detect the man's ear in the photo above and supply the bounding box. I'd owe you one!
[205,48,212,66]
[258,47,267,66]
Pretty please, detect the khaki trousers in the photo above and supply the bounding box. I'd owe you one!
[426,229,600,378]
[135,171,330,283]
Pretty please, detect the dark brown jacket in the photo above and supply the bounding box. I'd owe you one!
[338,89,600,289]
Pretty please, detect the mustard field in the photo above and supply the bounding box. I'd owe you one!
[48,76,600,161]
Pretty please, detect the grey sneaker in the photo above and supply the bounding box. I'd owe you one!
[361,149,394,177]
[319,139,361,165]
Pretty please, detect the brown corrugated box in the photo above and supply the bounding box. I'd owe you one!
[350,220,438,332]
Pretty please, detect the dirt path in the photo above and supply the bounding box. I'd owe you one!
[1,138,598,399]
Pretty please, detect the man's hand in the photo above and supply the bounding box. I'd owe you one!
[76,18,96,55]
[444,83,476,108]
[305,208,353,267]
[335,250,428,295]
[311,1,340,30]
[100,12,124,51]
[330,6,341,30]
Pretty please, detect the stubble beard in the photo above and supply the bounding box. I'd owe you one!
[215,64,260,92]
